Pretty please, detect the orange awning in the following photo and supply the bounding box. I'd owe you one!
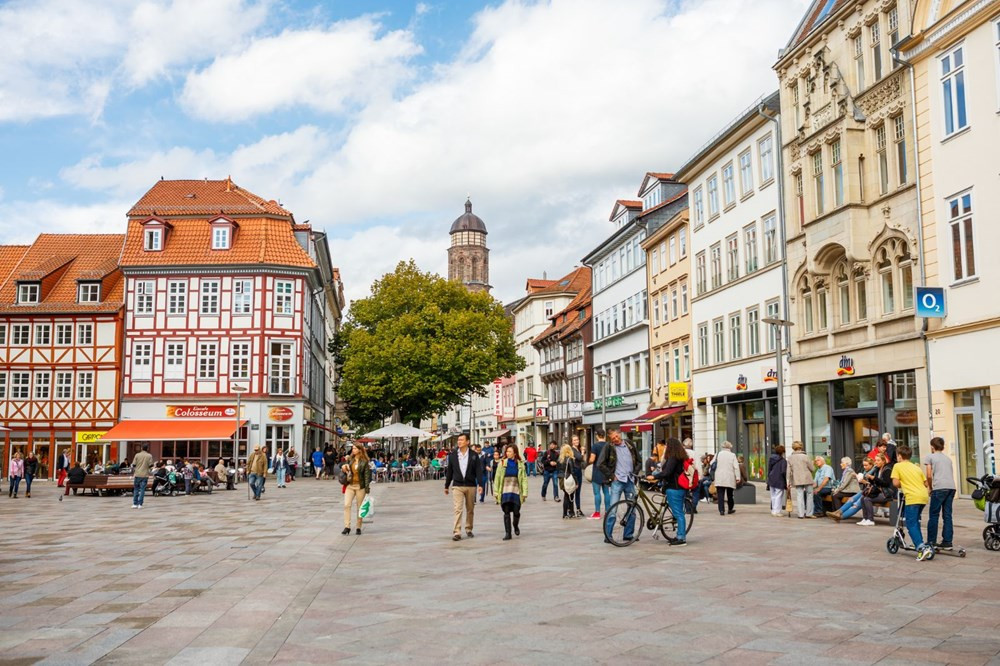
[100,419,247,441]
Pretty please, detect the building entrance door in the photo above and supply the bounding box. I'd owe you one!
[956,389,993,495]
[835,414,879,469]
[78,443,109,469]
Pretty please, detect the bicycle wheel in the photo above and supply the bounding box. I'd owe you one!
[658,502,678,540]
[605,499,644,547]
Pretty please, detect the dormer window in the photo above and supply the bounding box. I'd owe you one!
[78,282,101,303]
[17,282,39,305]
[212,226,230,250]
[144,228,163,251]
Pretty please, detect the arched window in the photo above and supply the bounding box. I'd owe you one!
[799,275,814,334]
[877,248,894,315]
[835,263,851,325]
[471,256,480,282]
[874,237,914,316]
[898,245,914,311]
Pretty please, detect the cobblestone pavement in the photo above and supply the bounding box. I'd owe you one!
[0,477,998,665]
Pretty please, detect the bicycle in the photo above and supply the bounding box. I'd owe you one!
[604,481,695,547]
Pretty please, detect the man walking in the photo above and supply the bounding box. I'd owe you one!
[131,444,153,509]
[924,436,956,550]
[588,429,611,519]
[540,442,560,501]
[478,443,493,503]
[786,442,816,518]
[444,433,482,540]
[56,449,71,487]
[524,443,538,476]
[597,431,641,543]
[247,444,268,500]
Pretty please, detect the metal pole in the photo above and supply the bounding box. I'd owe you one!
[773,323,785,447]
[532,396,537,447]
[600,374,607,434]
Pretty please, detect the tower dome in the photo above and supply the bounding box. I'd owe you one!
[449,198,488,234]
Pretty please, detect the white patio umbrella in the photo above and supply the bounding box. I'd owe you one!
[361,422,434,441]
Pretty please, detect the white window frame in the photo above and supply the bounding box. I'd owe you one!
[198,342,218,380]
[77,371,94,399]
[17,283,39,304]
[231,341,251,380]
[812,151,825,216]
[77,282,101,303]
[167,280,187,315]
[34,323,50,346]
[832,139,844,207]
[893,115,907,185]
[77,323,93,346]
[212,226,231,250]
[165,341,186,380]
[707,175,720,217]
[758,134,774,184]
[698,323,709,368]
[34,371,50,400]
[693,187,704,227]
[269,340,295,395]
[12,324,30,346]
[722,162,736,207]
[135,280,155,316]
[729,313,742,360]
[11,371,30,399]
[747,307,760,356]
[739,149,754,195]
[947,190,976,282]
[144,227,163,251]
[200,279,220,315]
[55,323,73,346]
[274,280,294,316]
[940,44,968,137]
[854,34,865,90]
[763,215,778,264]
[0,373,6,399]
[55,371,72,400]
[871,20,883,81]
[132,341,153,381]
[232,278,253,314]
[744,223,758,274]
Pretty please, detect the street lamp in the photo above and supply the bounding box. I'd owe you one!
[233,384,247,498]
[761,317,794,447]
[529,393,543,448]
[595,371,609,435]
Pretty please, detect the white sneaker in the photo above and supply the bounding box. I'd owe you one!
[137,505,143,509]
[858,519,873,526]
[131,504,138,508]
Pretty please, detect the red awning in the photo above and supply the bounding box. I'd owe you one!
[306,420,335,433]
[99,419,247,441]
[620,407,685,432]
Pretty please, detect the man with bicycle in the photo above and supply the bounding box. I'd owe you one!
[597,430,642,544]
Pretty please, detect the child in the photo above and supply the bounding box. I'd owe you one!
[891,444,932,560]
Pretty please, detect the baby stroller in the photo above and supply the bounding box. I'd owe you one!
[968,475,1000,551]
[152,470,179,496]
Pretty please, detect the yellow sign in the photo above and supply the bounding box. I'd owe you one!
[76,431,107,443]
[668,382,689,403]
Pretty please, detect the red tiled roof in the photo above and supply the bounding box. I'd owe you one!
[530,267,592,345]
[617,199,642,209]
[127,178,291,218]
[0,234,125,314]
[0,246,30,284]
[525,278,557,293]
[531,266,591,298]
[647,172,675,180]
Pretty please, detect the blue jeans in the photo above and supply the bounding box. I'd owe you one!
[813,486,833,515]
[133,476,148,506]
[527,463,536,476]
[840,492,865,519]
[9,476,21,494]
[479,473,490,501]
[605,480,637,539]
[592,481,610,514]
[666,488,687,540]
[276,465,286,487]
[927,489,955,544]
[542,469,559,499]
[249,473,264,499]
[904,501,926,549]
[24,473,34,494]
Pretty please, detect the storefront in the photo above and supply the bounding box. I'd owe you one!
[710,390,780,481]
[3,429,112,479]
[621,407,691,448]
[582,392,652,459]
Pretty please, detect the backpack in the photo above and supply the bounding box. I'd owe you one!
[678,458,699,491]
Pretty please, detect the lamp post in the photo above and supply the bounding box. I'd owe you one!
[529,393,542,448]
[595,370,609,435]
[761,317,794,448]
[233,384,247,498]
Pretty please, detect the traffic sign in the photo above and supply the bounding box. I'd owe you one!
[915,287,946,318]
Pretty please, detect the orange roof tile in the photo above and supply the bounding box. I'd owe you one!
[525,278,557,293]
[0,235,125,314]
[617,199,642,209]
[0,246,29,285]
[647,172,675,180]
[530,267,592,345]
[128,178,291,218]
[531,266,591,298]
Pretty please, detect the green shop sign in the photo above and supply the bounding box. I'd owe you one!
[593,395,625,409]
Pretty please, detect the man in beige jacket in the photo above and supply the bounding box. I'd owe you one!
[131,444,154,509]
[786,442,816,518]
[247,445,268,501]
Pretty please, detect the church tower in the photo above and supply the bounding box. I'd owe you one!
[447,198,490,293]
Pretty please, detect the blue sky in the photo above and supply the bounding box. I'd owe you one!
[0,0,808,303]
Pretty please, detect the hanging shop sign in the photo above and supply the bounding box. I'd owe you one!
[493,379,503,417]
[668,382,689,402]
[268,406,295,422]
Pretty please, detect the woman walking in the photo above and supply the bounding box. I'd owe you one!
[713,442,741,515]
[273,448,287,488]
[493,444,528,540]
[342,443,372,535]
[766,445,788,516]
[570,436,585,517]
[559,444,581,519]
[8,452,24,498]
[23,451,39,498]
[287,449,298,481]
[648,438,688,546]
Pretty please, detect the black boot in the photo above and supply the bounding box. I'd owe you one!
[513,511,520,536]
[503,513,512,540]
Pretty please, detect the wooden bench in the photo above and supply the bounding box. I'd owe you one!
[64,475,137,497]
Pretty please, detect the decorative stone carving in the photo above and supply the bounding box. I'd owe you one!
[856,71,903,118]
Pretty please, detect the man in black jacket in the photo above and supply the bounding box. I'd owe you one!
[597,431,642,543]
[444,433,482,541]
[540,442,561,502]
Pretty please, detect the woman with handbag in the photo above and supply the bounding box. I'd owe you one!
[342,443,372,535]
[273,448,287,488]
[559,444,581,519]
[493,444,528,540]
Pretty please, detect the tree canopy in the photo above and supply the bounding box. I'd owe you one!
[331,260,524,425]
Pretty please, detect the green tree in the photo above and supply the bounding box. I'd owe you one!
[331,260,524,425]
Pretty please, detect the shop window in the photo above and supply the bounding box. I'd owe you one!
[833,376,879,410]
[804,384,831,459]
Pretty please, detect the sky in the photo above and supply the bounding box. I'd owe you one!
[0,0,810,306]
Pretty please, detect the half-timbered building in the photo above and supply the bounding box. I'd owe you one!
[0,235,125,478]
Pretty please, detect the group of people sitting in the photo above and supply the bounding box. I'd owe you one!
[150,458,237,495]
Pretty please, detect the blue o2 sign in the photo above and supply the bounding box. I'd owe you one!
[915,287,946,318]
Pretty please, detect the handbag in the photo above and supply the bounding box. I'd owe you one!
[564,471,578,495]
[584,464,594,483]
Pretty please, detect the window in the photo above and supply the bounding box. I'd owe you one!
[78,283,100,303]
[698,323,709,367]
[900,253,914,310]
[35,324,50,346]
[12,324,29,346]
[682,344,690,379]
[941,46,968,136]
[763,215,778,264]
[266,425,292,456]
[875,124,889,195]
[855,34,865,90]
[673,348,680,382]
[651,248,659,276]
[948,191,975,281]
[812,151,825,216]
[231,278,253,314]
[747,308,760,356]
[132,341,153,380]
[144,228,162,251]
[803,290,815,333]
[659,242,667,271]
[681,282,688,315]
[231,341,251,380]
[275,280,294,316]
[722,163,736,207]
[679,227,687,258]
[726,235,739,282]
[661,293,668,325]
[707,175,719,217]
[855,269,869,320]
[77,323,93,346]
[759,135,774,183]
[668,236,676,265]
[837,266,851,325]
[269,340,294,394]
[135,280,155,315]
[55,372,72,400]
[767,301,780,351]
[653,297,660,326]
[11,372,30,399]
[693,187,705,227]
[212,226,230,250]
[0,373,6,398]
[792,80,801,127]
[198,342,218,380]
[200,280,220,315]
[713,319,725,364]
[654,353,661,387]
[888,7,899,62]
[831,140,844,207]
[34,371,50,400]
[710,244,722,289]
[696,252,707,294]
[77,371,93,399]
[55,323,72,346]
[893,115,907,185]
[17,283,39,304]
[817,286,829,329]
[794,173,805,230]
[0,324,5,345]
[165,342,185,380]
[878,250,895,314]
[729,313,742,359]
[744,224,759,274]
[671,288,678,320]
[739,150,753,195]
[167,281,187,315]
[871,21,882,81]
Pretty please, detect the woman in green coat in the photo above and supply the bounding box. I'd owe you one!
[493,444,529,540]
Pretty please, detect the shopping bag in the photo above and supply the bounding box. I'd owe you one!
[359,495,375,519]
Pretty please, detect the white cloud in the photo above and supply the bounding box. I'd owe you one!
[180,17,422,121]
[0,198,129,243]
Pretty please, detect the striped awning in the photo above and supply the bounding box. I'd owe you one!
[620,407,684,432]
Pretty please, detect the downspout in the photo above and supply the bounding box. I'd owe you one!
[756,101,791,444]
[894,46,934,434]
